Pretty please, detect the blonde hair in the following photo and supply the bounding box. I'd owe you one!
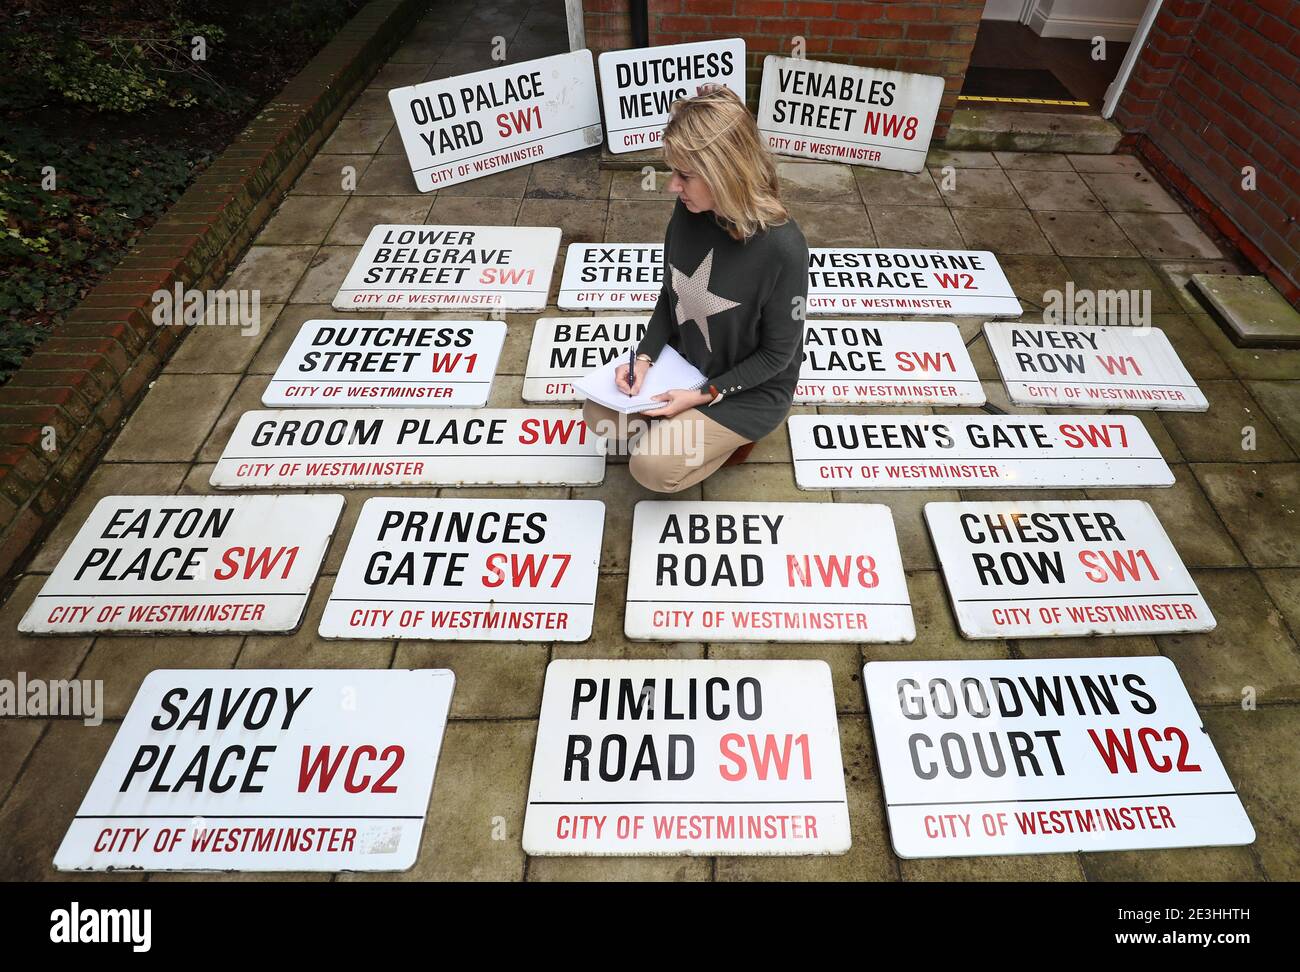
[662,85,788,241]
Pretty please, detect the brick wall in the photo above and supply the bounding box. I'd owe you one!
[584,0,636,53]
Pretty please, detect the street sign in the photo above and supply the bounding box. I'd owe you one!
[523,316,650,401]
[807,247,1021,316]
[558,244,664,309]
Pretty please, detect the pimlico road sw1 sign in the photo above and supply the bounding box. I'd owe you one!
[524,316,650,401]
[558,244,664,309]
[807,248,1022,316]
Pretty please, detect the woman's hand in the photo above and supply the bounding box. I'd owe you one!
[640,388,712,418]
[615,357,652,396]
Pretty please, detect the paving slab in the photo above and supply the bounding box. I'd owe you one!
[239,584,393,671]
[853,166,944,206]
[1033,211,1138,257]
[777,161,860,202]
[394,642,547,719]
[707,641,866,714]
[326,196,433,244]
[1005,168,1103,212]
[223,244,319,302]
[290,245,361,303]
[1256,568,1300,639]
[78,634,243,720]
[952,208,1054,255]
[0,719,45,810]
[1114,212,1223,260]
[104,373,239,463]
[929,166,1023,209]
[258,196,348,244]
[787,200,875,247]
[1159,380,1294,463]
[1192,463,1300,568]
[868,206,964,249]
[994,151,1073,171]
[1191,273,1300,348]
[864,571,1009,663]
[1244,381,1300,453]
[1082,170,1183,213]
[163,302,281,374]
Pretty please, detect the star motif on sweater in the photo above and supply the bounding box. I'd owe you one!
[670,249,739,352]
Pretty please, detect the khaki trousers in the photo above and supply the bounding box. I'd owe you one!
[582,400,751,493]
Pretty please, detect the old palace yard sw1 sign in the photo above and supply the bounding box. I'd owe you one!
[558,244,663,309]
[19,495,343,635]
[524,316,650,401]
[524,659,850,855]
[863,658,1254,857]
[320,498,604,641]
[808,247,1021,316]
[263,319,506,407]
[55,669,454,871]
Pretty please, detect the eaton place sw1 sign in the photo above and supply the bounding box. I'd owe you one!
[558,244,664,309]
[807,248,1021,316]
[863,658,1254,857]
[54,669,454,871]
[524,316,650,401]
[19,495,342,635]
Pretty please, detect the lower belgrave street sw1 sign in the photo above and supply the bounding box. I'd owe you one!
[524,316,650,401]
[54,669,455,871]
[807,248,1022,316]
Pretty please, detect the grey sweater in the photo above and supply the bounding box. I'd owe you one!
[635,198,809,442]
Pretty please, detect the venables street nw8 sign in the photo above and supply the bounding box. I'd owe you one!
[558,244,663,309]
[788,414,1173,490]
[757,55,943,173]
[523,659,851,855]
[625,501,914,643]
[19,495,343,635]
[599,39,745,154]
[54,669,454,871]
[863,657,1254,857]
[333,225,560,312]
[984,322,1208,411]
[210,408,605,488]
[263,319,505,407]
[388,50,601,191]
[808,248,1021,316]
[924,500,1215,639]
[320,498,603,641]
[795,320,984,406]
[524,316,650,401]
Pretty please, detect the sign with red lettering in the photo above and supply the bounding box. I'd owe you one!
[209,408,605,488]
[625,501,913,642]
[333,225,560,311]
[795,321,983,405]
[807,248,1021,316]
[18,496,342,635]
[54,669,454,871]
[925,501,1214,639]
[524,316,650,401]
[864,658,1254,857]
[558,244,663,309]
[264,319,505,407]
[524,659,851,855]
[788,414,1173,489]
[388,50,601,191]
[320,498,603,641]
[984,322,1208,411]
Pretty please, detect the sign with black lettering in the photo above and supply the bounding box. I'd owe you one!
[789,414,1173,489]
[320,498,603,641]
[863,658,1254,857]
[19,496,342,635]
[807,248,1021,316]
[984,322,1208,411]
[524,316,650,401]
[626,501,913,642]
[795,320,983,405]
[388,50,602,191]
[54,669,454,871]
[757,55,942,172]
[599,39,746,154]
[558,244,663,309]
[210,408,605,488]
[523,659,851,855]
[333,225,560,311]
[264,319,505,407]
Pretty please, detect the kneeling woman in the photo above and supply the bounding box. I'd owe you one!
[582,85,809,493]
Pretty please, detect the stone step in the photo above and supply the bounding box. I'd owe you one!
[1190,273,1300,349]
[943,108,1122,154]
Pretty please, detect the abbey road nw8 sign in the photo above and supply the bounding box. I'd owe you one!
[388,50,601,191]
[54,669,455,871]
[558,244,663,309]
[984,322,1208,411]
[333,225,560,311]
[795,320,984,406]
[807,248,1021,316]
[320,498,603,641]
[863,658,1254,857]
[523,659,851,855]
[789,414,1173,490]
[263,319,505,407]
[599,39,745,154]
[757,56,943,172]
[19,495,342,635]
[626,501,914,643]
[210,409,605,488]
[524,316,650,401]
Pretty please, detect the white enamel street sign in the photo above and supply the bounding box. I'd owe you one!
[789,414,1173,490]
[863,657,1254,857]
[54,669,454,871]
[388,50,602,191]
[807,248,1021,316]
[984,322,1208,411]
[524,316,650,401]
[599,39,745,154]
[924,500,1214,639]
[210,409,605,488]
[332,225,561,312]
[625,501,914,643]
[795,320,984,406]
[320,498,603,641]
[523,659,851,855]
[263,319,505,408]
[558,244,663,309]
[19,495,343,635]
[757,56,943,173]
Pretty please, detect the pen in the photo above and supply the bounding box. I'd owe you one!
[627,343,635,397]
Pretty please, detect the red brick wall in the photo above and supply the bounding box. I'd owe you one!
[584,0,635,54]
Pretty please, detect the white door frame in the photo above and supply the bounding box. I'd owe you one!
[1102,0,1164,118]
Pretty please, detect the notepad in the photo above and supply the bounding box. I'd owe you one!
[575,344,708,414]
